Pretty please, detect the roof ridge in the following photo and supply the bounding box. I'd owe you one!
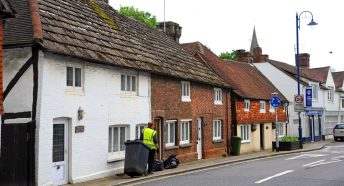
[29,0,43,43]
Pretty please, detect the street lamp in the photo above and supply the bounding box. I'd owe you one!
[296,11,317,146]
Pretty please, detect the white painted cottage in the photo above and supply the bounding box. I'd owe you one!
[1,0,228,185]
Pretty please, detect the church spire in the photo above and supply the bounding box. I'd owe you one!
[250,26,258,54]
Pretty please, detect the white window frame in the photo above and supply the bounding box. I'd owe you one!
[135,124,147,139]
[269,103,275,112]
[66,65,84,93]
[108,125,129,161]
[259,101,266,113]
[283,103,287,112]
[328,86,334,102]
[181,81,191,102]
[121,74,137,94]
[240,124,250,143]
[311,84,318,100]
[180,120,191,144]
[166,120,176,147]
[214,88,222,105]
[244,99,250,112]
[213,120,222,141]
[277,122,284,137]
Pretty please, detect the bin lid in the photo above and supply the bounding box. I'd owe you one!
[232,136,242,140]
[125,139,150,149]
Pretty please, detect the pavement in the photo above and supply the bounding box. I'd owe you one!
[67,140,333,186]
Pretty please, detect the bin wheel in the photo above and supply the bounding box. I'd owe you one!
[130,175,134,178]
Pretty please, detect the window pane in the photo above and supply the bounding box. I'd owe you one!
[75,68,82,87]
[132,76,136,92]
[181,123,185,141]
[108,127,112,152]
[53,124,65,162]
[113,127,118,152]
[66,67,73,86]
[342,99,344,108]
[170,123,175,143]
[186,123,189,140]
[121,75,125,91]
[126,76,131,91]
[182,83,186,96]
[120,127,125,151]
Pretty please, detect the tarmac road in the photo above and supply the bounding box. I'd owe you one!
[136,142,344,186]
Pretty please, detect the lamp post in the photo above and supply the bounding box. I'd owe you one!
[296,11,317,146]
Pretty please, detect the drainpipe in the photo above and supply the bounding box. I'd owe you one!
[226,88,231,155]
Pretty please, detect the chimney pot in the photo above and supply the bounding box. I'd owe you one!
[298,53,310,69]
[159,21,182,43]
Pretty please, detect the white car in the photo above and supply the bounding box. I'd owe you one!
[333,123,344,141]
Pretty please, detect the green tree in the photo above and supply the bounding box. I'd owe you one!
[119,6,158,28]
[219,50,237,60]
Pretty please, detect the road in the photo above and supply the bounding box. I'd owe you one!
[136,142,344,186]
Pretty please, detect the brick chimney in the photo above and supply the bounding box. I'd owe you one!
[252,45,268,63]
[159,21,182,43]
[298,53,310,69]
[236,49,252,63]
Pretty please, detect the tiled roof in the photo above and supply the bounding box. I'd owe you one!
[4,0,230,88]
[268,59,316,85]
[301,66,330,84]
[333,71,344,90]
[182,42,287,101]
[3,0,33,47]
[1,0,15,18]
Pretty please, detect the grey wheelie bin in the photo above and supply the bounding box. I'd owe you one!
[124,140,150,177]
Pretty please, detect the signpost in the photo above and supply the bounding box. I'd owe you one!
[270,93,281,151]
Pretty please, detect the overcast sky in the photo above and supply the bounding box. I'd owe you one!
[109,0,343,71]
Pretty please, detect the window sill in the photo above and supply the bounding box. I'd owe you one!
[107,156,125,163]
[241,140,251,144]
[244,109,249,112]
[260,110,266,113]
[212,139,223,143]
[65,89,85,96]
[182,97,191,102]
[165,145,179,150]
[179,143,192,148]
[214,101,223,105]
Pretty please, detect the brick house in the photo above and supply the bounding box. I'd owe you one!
[182,42,288,154]
[2,0,231,185]
[153,22,232,162]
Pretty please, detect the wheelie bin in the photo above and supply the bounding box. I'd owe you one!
[231,136,242,156]
[124,140,150,177]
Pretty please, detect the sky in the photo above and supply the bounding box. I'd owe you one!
[109,0,343,72]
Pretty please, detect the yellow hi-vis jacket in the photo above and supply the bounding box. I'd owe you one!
[142,128,157,150]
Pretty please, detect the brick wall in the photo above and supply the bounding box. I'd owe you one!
[0,21,4,115]
[151,74,231,162]
[235,97,287,124]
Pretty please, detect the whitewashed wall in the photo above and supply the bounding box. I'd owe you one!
[36,52,151,185]
[254,63,308,137]
[3,47,33,116]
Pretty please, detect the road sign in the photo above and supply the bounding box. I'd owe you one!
[294,95,304,104]
[294,94,305,112]
[306,87,312,107]
[270,96,281,107]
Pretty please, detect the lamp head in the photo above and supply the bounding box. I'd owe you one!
[307,19,318,26]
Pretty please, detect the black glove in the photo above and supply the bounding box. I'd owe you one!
[156,148,159,153]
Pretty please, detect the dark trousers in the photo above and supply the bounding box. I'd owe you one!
[148,149,156,173]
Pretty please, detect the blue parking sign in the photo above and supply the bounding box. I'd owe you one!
[306,87,312,107]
